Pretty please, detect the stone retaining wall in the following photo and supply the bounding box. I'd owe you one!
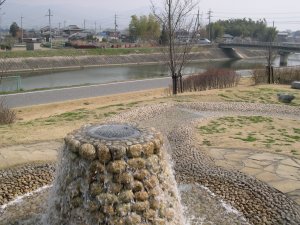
[0,48,266,74]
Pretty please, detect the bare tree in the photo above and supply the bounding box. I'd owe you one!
[0,0,6,7]
[265,27,278,84]
[266,43,277,84]
[152,0,199,95]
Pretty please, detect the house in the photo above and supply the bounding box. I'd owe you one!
[277,32,289,42]
[101,29,121,42]
[40,26,59,41]
[175,29,190,43]
[68,31,93,41]
[63,25,84,36]
[222,34,234,42]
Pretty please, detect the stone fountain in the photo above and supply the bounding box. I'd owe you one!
[44,123,183,225]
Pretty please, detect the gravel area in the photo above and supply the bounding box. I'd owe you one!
[108,102,300,225]
[1,102,300,225]
[0,162,55,206]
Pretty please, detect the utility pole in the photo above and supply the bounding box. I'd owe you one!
[45,9,53,48]
[196,9,200,31]
[64,20,66,29]
[83,19,86,30]
[58,22,61,36]
[21,15,24,43]
[207,9,212,41]
[114,14,118,42]
[0,0,5,40]
[94,21,97,34]
[0,7,5,38]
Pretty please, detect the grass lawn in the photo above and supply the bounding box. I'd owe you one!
[0,45,209,58]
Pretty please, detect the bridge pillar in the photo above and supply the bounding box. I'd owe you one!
[279,52,290,66]
[221,48,244,59]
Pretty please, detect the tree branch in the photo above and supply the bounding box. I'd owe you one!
[0,0,6,7]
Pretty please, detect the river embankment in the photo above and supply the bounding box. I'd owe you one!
[0,47,266,75]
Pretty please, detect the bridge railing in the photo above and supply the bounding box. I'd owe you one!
[219,40,300,49]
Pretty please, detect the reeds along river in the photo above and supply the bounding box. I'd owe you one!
[1,54,300,92]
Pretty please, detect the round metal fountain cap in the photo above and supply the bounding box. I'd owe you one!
[86,124,141,140]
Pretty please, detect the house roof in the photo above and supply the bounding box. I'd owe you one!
[63,25,83,31]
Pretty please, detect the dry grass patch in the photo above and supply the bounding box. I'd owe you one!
[216,85,300,106]
[0,89,169,147]
[196,116,300,158]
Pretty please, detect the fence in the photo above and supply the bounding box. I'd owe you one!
[0,75,22,92]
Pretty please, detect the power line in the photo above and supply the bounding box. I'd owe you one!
[214,11,300,15]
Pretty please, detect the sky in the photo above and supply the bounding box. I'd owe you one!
[0,0,300,32]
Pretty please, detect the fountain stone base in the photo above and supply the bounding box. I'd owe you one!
[44,123,182,225]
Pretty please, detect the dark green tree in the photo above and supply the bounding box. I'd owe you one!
[209,18,277,41]
[159,24,168,45]
[211,23,224,40]
[9,22,20,38]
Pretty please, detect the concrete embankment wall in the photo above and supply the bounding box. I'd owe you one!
[0,47,266,75]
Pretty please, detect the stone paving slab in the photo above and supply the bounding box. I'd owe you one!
[208,148,300,205]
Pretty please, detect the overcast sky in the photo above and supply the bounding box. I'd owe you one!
[0,0,299,31]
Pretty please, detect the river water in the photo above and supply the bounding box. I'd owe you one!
[1,54,300,91]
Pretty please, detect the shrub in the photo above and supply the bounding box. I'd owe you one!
[0,98,16,125]
[182,69,240,92]
[275,67,300,84]
[252,67,300,85]
[252,68,267,84]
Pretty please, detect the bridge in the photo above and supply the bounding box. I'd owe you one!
[218,41,300,66]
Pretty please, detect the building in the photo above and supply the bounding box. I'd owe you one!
[63,25,84,36]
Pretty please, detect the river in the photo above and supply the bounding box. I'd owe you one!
[1,54,300,91]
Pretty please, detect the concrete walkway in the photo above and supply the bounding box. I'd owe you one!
[0,141,61,169]
[208,148,300,204]
[2,78,170,108]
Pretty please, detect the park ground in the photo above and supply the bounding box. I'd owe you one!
[1,77,300,205]
[1,77,300,162]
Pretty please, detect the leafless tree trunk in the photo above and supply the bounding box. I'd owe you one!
[152,0,199,95]
[266,43,277,84]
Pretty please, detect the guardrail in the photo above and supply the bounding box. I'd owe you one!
[218,41,300,50]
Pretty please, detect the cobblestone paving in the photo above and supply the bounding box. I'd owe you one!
[1,102,300,225]
[108,102,300,225]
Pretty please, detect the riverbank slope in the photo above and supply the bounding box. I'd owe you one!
[0,47,266,75]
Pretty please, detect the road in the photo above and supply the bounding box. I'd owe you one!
[1,77,171,108]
